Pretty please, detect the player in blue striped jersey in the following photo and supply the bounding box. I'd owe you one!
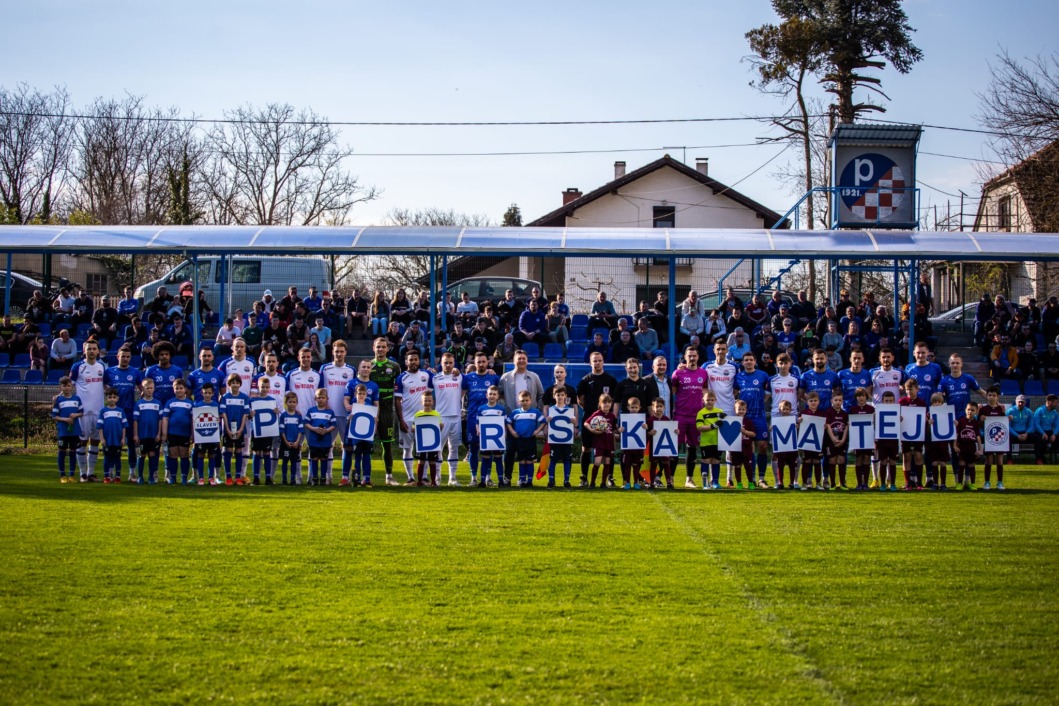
[96,389,128,483]
[133,378,163,483]
[837,350,873,412]
[103,346,143,481]
[734,351,770,486]
[162,379,194,484]
[462,351,500,484]
[51,377,83,482]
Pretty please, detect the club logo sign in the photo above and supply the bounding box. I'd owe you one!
[838,153,907,222]
[987,421,1008,447]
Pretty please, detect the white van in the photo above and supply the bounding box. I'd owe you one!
[135,256,332,316]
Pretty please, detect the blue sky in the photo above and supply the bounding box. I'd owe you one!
[3,0,1057,226]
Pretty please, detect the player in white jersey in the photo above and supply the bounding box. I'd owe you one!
[431,351,465,485]
[285,347,321,416]
[70,339,106,478]
[394,349,434,482]
[320,340,356,484]
[218,337,257,476]
[869,347,905,405]
[768,352,800,418]
[254,352,288,464]
[705,340,737,414]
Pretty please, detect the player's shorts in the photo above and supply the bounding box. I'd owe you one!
[417,451,440,463]
[223,433,244,449]
[140,438,159,455]
[774,451,798,467]
[824,443,848,457]
[747,416,767,443]
[876,439,900,461]
[929,441,951,458]
[698,444,719,460]
[279,445,302,462]
[800,450,822,461]
[251,437,274,453]
[441,416,462,455]
[550,444,573,463]
[592,448,614,462]
[730,451,748,466]
[58,435,81,451]
[512,436,537,462]
[677,418,698,446]
[377,400,396,443]
[308,446,330,460]
[958,440,978,466]
[195,442,220,457]
[354,440,374,454]
[621,450,644,467]
[167,435,190,449]
[902,441,924,453]
[79,412,101,441]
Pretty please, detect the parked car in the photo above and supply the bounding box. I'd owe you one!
[697,287,796,312]
[929,302,976,332]
[0,271,45,319]
[441,276,543,308]
[135,256,332,316]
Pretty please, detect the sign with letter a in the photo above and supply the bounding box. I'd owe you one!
[650,421,679,457]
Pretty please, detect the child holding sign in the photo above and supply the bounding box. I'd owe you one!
[899,379,927,489]
[848,388,875,490]
[646,397,675,489]
[824,391,849,490]
[772,400,798,489]
[161,379,193,485]
[348,384,376,487]
[476,386,506,487]
[799,391,827,490]
[729,399,755,489]
[928,393,952,489]
[413,391,444,487]
[620,397,646,490]
[956,402,980,490]
[978,387,1007,490]
[52,377,84,483]
[877,391,899,491]
[192,383,222,486]
[220,374,250,486]
[250,377,280,485]
[279,392,304,485]
[695,389,724,490]
[546,386,577,488]
[304,388,337,486]
[507,390,545,488]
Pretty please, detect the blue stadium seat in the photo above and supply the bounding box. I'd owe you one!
[572,314,589,328]
[570,326,588,342]
[53,322,71,333]
[521,342,540,359]
[999,379,1021,397]
[591,328,609,341]
[75,323,93,338]
[1024,380,1045,396]
[23,369,43,384]
[542,343,564,360]
[36,323,51,338]
[46,369,66,384]
[1049,380,1059,395]
[11,354,30,369]
[0,354,9,368]
[1,369,22,384]
[566,342,587,361]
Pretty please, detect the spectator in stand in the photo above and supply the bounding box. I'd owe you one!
[584,332,610,363]
[165,313,194,359]
[280,286,301,312]
[990,334,1022,384]
[114,286,138,325]
[384,321,403,355]
[912,303,937,350]
[702,309,726,345]
[821,320,843,353]
[834,289,856,320]
[652,292,670,336]
[917,272,934,316]
[791,290,815,329]
[1042,296,1059,343]
[815,306,840,338]
[727,327,751,361]
[52,286,75,325]
[215,318,238,357]
[437,293,456,332]
[973,293,995,348]
[389,289,413,326]
[494,332,518,368]
[260,289,277,314]
[546,302,569,354]
[91,296,119,352]
[370,291,390,336]
[551,291,571,329]
[1022,298,1042,334]
[839,305,863,335]
[30,334,49,372]
[683,335,709,366]
[307,333,326,367]
[400,319,426,361]
[770,303,792,332]
[311,315,332,351]
[858,291,878,320]
[241,313,263,358]
[634,317,662,361]
[147,286,172,323]
[286,314,310,356]
[766,289,786,318]
[1031,394,1058,464]
[681,290,706,320]
[721,287,744,318]
[1042,341,1059,381]
[496,289,523,332]
[726,306,750,337]
[527,286,548,312]
[470,318,496,350]
[478,304,499,334]
[411,290,432,328]
[72,288,94,328]
[455,291,479,328]
[303,286,323,313]
[611,329,640,364]
[315,295,339,333]
[0,318,22,355]
[1020,341,1041,384]
[607,317,632,346]
[123,316,147,349]
[842,321,863,360]
[184,289,211,324]
[776,318,800,363]
[24,290,49,325]
[588,291,618,330]
[867,304,894,335]
[679,306,705,346]
[744,293,768,330]
[50,328,77,371]
[632,300,660,333]
[515,299,548,347]
[449,320,472,349]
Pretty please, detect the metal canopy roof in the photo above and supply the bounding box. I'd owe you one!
[1,225,1057,261]
[828,123,924,147]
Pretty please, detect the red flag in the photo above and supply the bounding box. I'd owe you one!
[535,441,551,480]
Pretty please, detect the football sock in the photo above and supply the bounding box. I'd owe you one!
[984,463,991,483]
[403,454,414,481]
[180,457,190,482]
[468,444,479,479]
[127,443,138,477]
[996,462,1004,483]
[382,442,393,473]
[57,451,66,476]
[341,451,353,480]
[548,458,557,483]
[253,455,261,481]
[147,456,159,482]
[686,447,698,479]
[223,451,232,478]
[87,445,99,476]
[448,457,458,481]
[563,459,571,484]
[76,448,87,476]
[165,457,177,482]
[264,457,273,480]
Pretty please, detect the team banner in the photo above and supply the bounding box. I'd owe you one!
[930,405,957,442]
[848,414,875,451]
[250,398,280,438]
[650,421,679,457]
[347,403,378,442]
[771,416,798,453]
[478,418,507,452]
[900,407,926,443]
[547,408,576,445]
[414,417,442,453]
[797,416,825,453]
[875,404,901,441]
[620,414,646,451]
[983,416,1010,453]
[717,416,744,453]
[192,405,221,445]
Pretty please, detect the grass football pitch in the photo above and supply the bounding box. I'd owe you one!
[2,456,1058,705]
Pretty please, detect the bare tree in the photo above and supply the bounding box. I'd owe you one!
[978,50,1059,164]
[204,103,377,226]
[386,206,491,227]
[0,84,74,223]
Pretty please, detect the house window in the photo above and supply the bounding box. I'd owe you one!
[997,196,1011,231]
[653,206,676,228]
[86,273,108,294]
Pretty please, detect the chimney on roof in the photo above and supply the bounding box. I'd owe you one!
[614,161,626,179]
[563,187,582,205]
[696,157,709,176]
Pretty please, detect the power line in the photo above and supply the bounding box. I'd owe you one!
[919,150,1006,165]
[862,117,1041,140]
[351,142,763,157]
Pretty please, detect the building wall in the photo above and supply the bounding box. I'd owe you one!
[973,182,1055,303]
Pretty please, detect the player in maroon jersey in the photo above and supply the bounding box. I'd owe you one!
[799,391,829,489]
[977,387,1008,489]
[848,388,875,490]
[955,402,980,489]
[927,393,953,489]
[824,390,850,489]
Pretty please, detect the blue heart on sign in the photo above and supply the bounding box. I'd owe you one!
[718,419,742,446]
